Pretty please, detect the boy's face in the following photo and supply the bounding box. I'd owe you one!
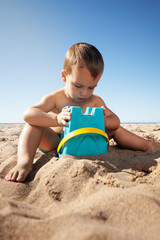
[61,65,101,103]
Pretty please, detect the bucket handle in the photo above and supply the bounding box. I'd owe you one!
[57,127,109,154]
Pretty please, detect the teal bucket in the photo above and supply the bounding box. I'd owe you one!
[57,106,109,157]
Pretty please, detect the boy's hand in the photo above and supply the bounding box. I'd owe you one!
[57,107,71,126]
[101,106,107,118]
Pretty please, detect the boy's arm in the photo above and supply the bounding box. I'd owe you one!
[23,92,71,127]
[96,96,120,130]
[104,106,120,130]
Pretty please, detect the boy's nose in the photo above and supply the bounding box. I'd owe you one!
[80,88,88,97]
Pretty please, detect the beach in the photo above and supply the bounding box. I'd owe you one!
[0,123,160,240]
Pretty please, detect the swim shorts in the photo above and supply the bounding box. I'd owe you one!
[38,147,52,153]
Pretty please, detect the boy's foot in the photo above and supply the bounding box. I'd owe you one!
[5,163,32,182]
[147,141,160,153]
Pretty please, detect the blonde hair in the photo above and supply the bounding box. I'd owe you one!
[63,42,104,78]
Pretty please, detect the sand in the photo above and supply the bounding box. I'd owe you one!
[0,123,160,240]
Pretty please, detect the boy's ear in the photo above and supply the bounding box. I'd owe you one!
[61,70,67,82]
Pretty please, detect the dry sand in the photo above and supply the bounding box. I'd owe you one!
[0,123,160,240]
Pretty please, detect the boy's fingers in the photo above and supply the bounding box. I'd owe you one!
[65,114,71,119]
[62,120,69,126]
[62,112,71,119]
[65,112,71,116]
[62,107,70,112]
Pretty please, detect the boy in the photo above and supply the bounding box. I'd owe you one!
[5,42,160,182]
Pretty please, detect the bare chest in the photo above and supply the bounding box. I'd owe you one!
[52,97,100,114]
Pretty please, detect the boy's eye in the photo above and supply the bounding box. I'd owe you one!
[74,83,96,89]
[75,84,82,88]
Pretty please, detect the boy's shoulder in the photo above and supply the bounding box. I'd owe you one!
[89,94,107,108]
[92,94,105,104]
[40,88,66,106]
[46,87,65,98]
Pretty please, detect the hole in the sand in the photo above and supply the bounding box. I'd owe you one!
[48,190,62,201]
[91,211,108,222]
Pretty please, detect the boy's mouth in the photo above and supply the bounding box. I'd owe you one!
[74,95,90,102]
[78,97,86,101]
[73,97,85,102]
[79,97,85,99]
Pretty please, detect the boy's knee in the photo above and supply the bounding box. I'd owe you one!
[106,122,121,139]
[116,117,121,128]
[106,129,116,139]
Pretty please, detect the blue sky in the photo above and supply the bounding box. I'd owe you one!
[0,0,160,123]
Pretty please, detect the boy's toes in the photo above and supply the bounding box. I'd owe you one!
[5,170,20,182]
[16,170,28,182]
[4,175,9,181]
[10,171,19,181]
[5,171,15,181]
[149,142,160,153]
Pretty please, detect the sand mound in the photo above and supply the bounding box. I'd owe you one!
[0,124,160,240]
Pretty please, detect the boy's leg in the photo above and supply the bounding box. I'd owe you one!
[5,123,60,182]
[107,126,152,152]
